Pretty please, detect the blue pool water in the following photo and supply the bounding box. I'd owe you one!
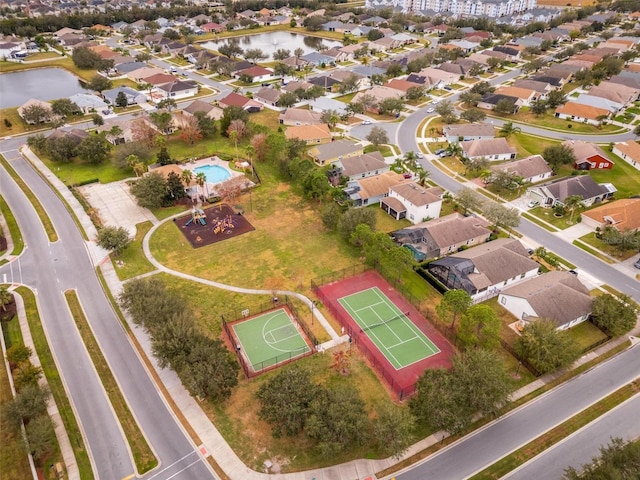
[192,164,231,184]
[403,244,426,261]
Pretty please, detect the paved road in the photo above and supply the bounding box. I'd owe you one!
[0,149,215,479]
[503,393,640,479]
[391,343,640,480]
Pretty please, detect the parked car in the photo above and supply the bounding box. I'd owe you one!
[434,148,446,157]
[426,107,435,113]
[416,152,424,159]
[527,200,540,208]
[444,85,453,91]
[361,120,372,125]
[634,258,640,269]
[568,270,578,276]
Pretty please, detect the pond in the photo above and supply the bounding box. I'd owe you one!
[0,67,88,109]
[199,31,342,61]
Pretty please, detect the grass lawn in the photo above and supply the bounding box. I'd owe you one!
[0,107,46,137]
[371,204,411,233]
[506,133,559,157]
[37,151,132,186]
[0,57,97,82]
[0,195,24,256]
[527,205,577,230]
[149,162,360,296]
[576,232,638,262]
[0,316,37,479]
[490,110,623,134]
[364,144,393,157]
[589,149,640,199]
[114,221,156,280]
[250,108,281,131]
[564,320,609,352]
[334,92,357,104]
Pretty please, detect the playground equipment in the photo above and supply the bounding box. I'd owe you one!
[212,215,236,235]
[185,208,206,226]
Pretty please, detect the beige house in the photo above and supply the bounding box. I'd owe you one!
[460,138,517,161]
[285,124,332,145]
[490,155,553,184]
[278,108,324,126]
[345,171,405,207]
[18,98,53,124]
[612,140,640,169]
[308,139,363,165]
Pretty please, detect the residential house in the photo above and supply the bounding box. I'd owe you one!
[392,213,492,259]
[103,86,147,106]
[322,21,352,33]
[126,66,164,83]
[253,87,281,107]
[68,93,108,114]
[46,128,89,147]
[344,171,405,207]
[554,102,611,125]
[309,139,363,165]
[330,70,368,89]
[351,64,387,78]
[426,238,540,303]
[308,96,349,116]
[562,140,614,170]
[18,98,53,124]
[588,82,640,106]
[282,80,314,94]
[96,117,159,145]
[337,152,389,181]
[218,92,263,112]
[322,47,350,64]
[609,72,640,90]
[381,183,443,225]
[494,86,539,106]
[155,80,198,101]
[443,123,495,143]
[612,140,640,168]
[490,155,553,184]
[528,176,616,208]
[498,271,592,331]
[581,199,640,232]
[371,36,401,52]
[173,100,222,128]
[478,92,520,112]
[416,67,460,87]
[386,78,422,95]
[512,79,555,95]
[284,124,332,145]
[279,108,324,126]
[301,51,335,66]
[201,22,225,33]
[460,138,517,161]
[448,39,479,54]
[352,85,403,113]
[235,65,272,82]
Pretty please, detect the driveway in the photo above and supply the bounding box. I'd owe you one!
[78,180,157,236]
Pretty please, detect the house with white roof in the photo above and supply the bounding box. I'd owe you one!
[381,183,443,225]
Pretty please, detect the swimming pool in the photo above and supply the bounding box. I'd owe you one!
[192,164,231,184]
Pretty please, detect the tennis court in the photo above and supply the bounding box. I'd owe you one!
[231,308,311,373]
[339,287,440,370]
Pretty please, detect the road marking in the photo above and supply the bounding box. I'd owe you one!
[145,451,197,480]
[163,459,201,480]
[121,474,136,480]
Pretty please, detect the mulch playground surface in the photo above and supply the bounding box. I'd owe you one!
[174,203,255,248]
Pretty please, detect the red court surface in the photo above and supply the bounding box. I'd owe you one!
[316,270,456,398]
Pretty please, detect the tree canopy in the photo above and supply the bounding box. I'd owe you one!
[516,319,580,374]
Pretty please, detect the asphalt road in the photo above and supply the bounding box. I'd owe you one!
[503,392,640,479]
[391,343,640,480]
[0,149,214,479]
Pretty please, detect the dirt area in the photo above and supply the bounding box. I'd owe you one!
[173,203,255,248]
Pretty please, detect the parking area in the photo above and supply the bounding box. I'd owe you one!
[78,180,158,235]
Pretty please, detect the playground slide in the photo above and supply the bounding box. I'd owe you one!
[185,218,193,226]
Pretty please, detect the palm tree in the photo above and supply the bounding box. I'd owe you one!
[564,195,584,225]
[499,121,521,138]
[181,169,193,187]
[416,168,430,186]
[195,172,208,199]
[404,151,417,169]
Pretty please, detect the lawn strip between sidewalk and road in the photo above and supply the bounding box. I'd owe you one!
[469,380,640,479]
[572,240,616,264]
[0,195,24,256]
[0,155,58,242]
[64,290,158,474]
[15,286,94,479]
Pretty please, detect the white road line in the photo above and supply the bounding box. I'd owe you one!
[145,452,197,480]
[163,459,202,480]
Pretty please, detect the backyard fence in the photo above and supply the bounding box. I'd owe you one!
[221,297,317,378]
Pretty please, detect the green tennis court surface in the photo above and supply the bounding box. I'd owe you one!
[339,287,440,370]
[232,308,311,371]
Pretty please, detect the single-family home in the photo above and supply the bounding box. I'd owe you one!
[612,140,640,168]
[235,65,273,82]
[581,198,640,232]
[460,138,517,162]
[562,140,614,170]
[416,67,460,87]
[46,128,89,147]
[554,102,611,125]
[381,183,443,225]
[478,93,520,113]
[528,175,617,208]
[588,82,640,106]
[494,86,539,106]
[103,86,147,106]
[155,80,199,101]
[443,123,495,143]
[512,79,555,95]
[426,238,540,303]
[498,271,592,331]
[126,66,165,83]
[344,171,405,207]
[308,139,363,166]
[218,92,263,112]
[352,85,404,113]
[279,108,324,126]
[385,78,421,95]
[17,98,53,124]
[253,87,281,107]
[337,152,389,181]
[96,117,159,145]
[490,155,553,184]
[308,96,349,116]
[173,100,222,129]
[392,213,492,259]
[285,124,332,145]
[68,93,108,114]
[301,51,335,66]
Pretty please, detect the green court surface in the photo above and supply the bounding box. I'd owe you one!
[339,287,440,370]
[232,308,311,372]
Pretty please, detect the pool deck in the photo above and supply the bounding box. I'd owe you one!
[182,156,255,198]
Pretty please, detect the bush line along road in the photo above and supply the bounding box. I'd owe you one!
[1,30,640,480]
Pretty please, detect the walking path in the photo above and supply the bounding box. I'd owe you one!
[19,145,640,480]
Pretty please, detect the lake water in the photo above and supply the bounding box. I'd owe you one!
[200,31,342,60]
[0,67,88,109]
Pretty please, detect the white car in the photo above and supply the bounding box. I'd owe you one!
[416,152,424,159]
[361,120,372,125]
[527,200,540,208]
[427,107,435,113]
